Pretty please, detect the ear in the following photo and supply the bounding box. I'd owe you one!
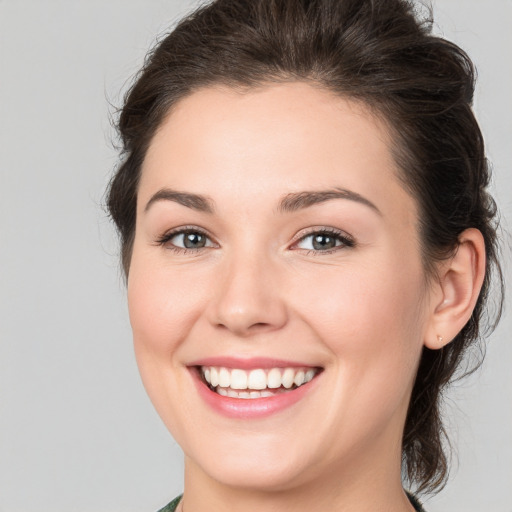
[424,228,486,350]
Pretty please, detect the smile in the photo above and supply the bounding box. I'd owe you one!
[189,358,323,418]
[201,366,318,399]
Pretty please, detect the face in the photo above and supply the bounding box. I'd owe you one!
[128,82,433,492]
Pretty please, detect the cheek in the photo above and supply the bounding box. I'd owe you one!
[303,264,426,437]
[297,258,425,340]
[294,254,426,392]
[127,253,208,357]
[126,253,212,431]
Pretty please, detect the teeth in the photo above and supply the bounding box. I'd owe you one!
[231,369,248,390]
[247,369,267,390]
[210,367,219,387]
[200,365,319,397]
[294,370,305,387]
[218,368,230,388]
[267,368,282,389]
[281,368,295,389]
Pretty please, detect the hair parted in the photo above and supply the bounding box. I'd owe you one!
[107,0,504,495]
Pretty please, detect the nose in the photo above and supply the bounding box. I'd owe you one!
[206,250,288,337]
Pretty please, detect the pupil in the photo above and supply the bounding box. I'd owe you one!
[313,234,335,250]
[184,232,205,248]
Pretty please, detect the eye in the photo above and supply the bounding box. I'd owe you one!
[156,227,216,252]
[293,228,355,253]
[172,231,210,249]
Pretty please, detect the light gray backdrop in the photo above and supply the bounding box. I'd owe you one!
[0,1,510,511]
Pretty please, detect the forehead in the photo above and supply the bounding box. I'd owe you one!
[139,82,417,223]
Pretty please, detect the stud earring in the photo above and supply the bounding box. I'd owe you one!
[437,335,443,343]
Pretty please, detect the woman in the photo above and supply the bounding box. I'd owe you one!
[107,0,504,510]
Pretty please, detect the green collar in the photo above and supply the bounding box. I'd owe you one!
[158,493,426,512]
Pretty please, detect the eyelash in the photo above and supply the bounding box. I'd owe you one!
[292,227,355,255]
[155,226,214,255]
[155,226,356,255]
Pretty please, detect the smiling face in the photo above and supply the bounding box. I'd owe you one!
[128,82,434,494]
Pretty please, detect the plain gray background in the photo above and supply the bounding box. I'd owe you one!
[0,1,510,511]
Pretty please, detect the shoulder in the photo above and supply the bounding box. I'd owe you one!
[158,494,425,511]
[156,495,182,512]
[159,494,426,511]
[407,492,426,512]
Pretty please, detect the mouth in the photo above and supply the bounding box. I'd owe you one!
[189,359,323,418]
[200,366,320,399]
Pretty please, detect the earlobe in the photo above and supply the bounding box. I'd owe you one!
[424,228,486,350]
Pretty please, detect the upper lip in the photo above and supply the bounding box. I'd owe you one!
[188,356,320,370]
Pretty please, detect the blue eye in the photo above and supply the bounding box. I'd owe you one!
[156,227,354,254]
[295,229,354,252]
[172,231,211,249]
[157,228,215,252]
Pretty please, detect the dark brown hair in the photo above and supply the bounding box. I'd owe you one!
[107,0,503,494]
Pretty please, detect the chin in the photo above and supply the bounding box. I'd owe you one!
[188,446,317,492]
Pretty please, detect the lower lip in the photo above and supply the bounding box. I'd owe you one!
[191,369,320,419]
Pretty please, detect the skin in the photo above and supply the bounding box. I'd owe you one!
[127,82,486,512]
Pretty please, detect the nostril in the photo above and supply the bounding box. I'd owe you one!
[214,320,274,336]
[251,322,271,329]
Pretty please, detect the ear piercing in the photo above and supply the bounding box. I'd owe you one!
[437,335,443,343]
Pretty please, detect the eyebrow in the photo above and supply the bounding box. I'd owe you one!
[144,189,215,214]
[278,188,382,215]
[144,187,381,216]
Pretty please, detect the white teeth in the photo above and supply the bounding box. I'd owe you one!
[248,369,267,390]
[267,368,282,389]
[282,368,295,389]
[200,365,319,397]
[294,370,305,387]
[218,368,230,388]
[210,367,219,387]
[231,369,248,390]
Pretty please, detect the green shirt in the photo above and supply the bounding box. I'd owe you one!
[157,495,182,512]
[157,494,426,511]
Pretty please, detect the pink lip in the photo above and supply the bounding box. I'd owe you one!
[189,362,322,420]
[188,356,317,370]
